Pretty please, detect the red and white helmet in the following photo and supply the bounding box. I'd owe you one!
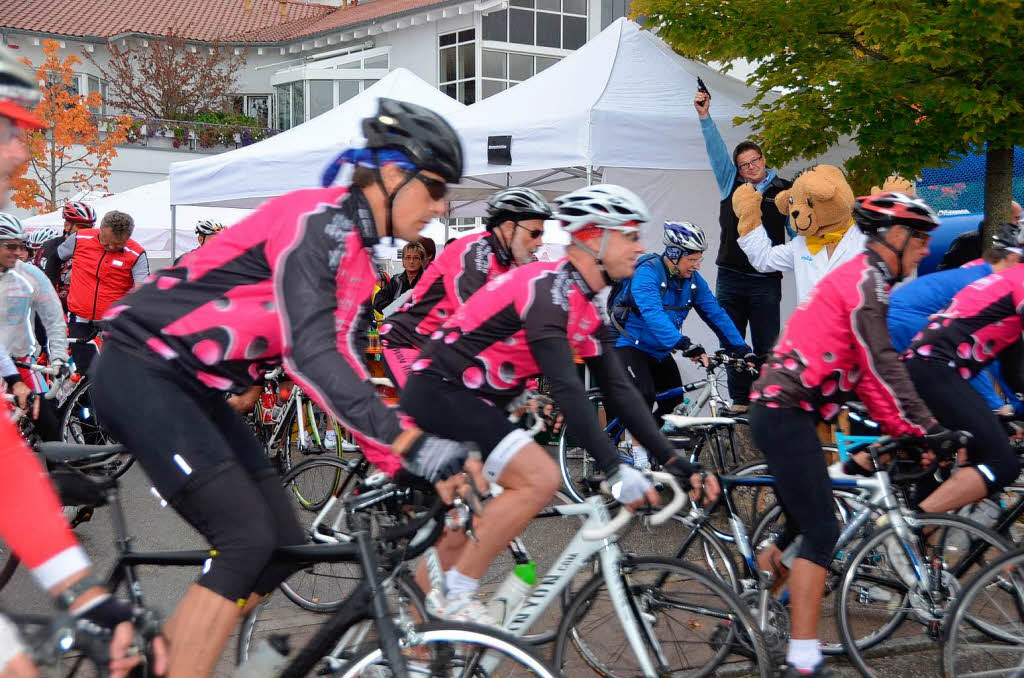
[62,201,96,225]
[853,192,939,234]
[0,45,46,131]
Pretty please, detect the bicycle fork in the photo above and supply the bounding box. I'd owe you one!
[599,546,664,677]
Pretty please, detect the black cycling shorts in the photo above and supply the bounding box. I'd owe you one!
[90,345,305,601]
[907,359,1020,491]
[400,372,533,483]
[749,404,840,568]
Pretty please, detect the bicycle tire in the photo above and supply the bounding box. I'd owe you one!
[59,379,134,480]
[837,513,1011,678]
[552,555,771,678]
[336,621,560,678]
[277,456,373,611]
[941,547,1024,678]
[675,519,740,590]
[279,404,344,511]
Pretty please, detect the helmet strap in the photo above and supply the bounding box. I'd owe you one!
[489,219,516,267]
[572,230,616,286]
[371,149,416,245]
[868,229,906,282]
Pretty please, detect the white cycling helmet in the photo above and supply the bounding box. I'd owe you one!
[553,184,649,281]
[26,226,59,248]
[663,221,707,252]
[0,213,25,242]
[195,219,224,236]
[553,184,649,234]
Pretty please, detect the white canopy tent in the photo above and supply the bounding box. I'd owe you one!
[22,180,249,263]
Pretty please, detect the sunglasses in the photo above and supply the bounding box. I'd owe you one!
[515,223,544,239]
[408,172,448,201]
[908,229,931,244]
[0,242,26,251]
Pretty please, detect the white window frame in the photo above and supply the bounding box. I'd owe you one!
[438,27,477,105]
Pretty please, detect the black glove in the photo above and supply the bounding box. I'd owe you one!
[402,433,472,483]
[675,336,691,351]
[682,344,705,360]
[73,594,134,629]
[924,427,971,460]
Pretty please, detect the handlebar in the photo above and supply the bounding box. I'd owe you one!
[581,471,688,541]
[677,346,761,376]
[865,430,972,483]
[13,362,61,375]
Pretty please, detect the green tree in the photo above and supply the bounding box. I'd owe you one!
[634,0,1024,239]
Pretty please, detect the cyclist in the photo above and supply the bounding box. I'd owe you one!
[39,200,95,312]
[0,43,164,678]
[57,210,148,374]
[748,191,951,677]
[610,221,751,453]
[0,214,69,441]
[380,186,551,387]
[903,252,1024,516]
[400,184,719,623]
[89,98,469,678]
[889,221,1024,414]
[172,219,223,266]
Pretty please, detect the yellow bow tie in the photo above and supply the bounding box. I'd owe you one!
[804,224,851,255]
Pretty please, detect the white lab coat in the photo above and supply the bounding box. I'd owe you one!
[738,224,867,302]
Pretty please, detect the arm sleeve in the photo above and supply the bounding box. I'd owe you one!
[131,252,150,283]
[587,350,689,469]
[737,227,796,273]
[530,337,622,474]
[273,221,405,466]
[43,240,63,285]
[27,266,68,363]
[850,273,938,436]
[691,274,749,351]
[56,235,76,261]
[699,116,738,199]
[0,346,17,379]
[630,261,683,352]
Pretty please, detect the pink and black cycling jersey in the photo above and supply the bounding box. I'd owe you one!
[751,251,936,437]
[414,258,607,402]
[905,264,1024,379]
[103,186,407,474]
[380,231,508,351]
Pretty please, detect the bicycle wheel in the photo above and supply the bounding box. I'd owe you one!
[280,405,353,511]
[557,422,618,505]
[59,380,134,479]
[237,568,427,670]
[675,519,739,590]
[337,621,560,678]
[276,457,372,611]
[837,513,1011,678]
[553,555,771,678]
[942,548,1024,677]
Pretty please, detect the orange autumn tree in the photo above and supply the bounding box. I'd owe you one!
[11,40,132,212]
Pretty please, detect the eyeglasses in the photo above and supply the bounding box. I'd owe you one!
[0,242,26,251]
[515,223,544,240]
[407,172,448,201]
[681,254,704,264]
[737,155,764,171]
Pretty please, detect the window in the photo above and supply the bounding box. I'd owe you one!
[308,81,333,119]
[481,50,561,99]
[601,0,630,29]
[439,29,476,105]
[481,0,587,49]
[231,94,271,126]
[271,49,389,129]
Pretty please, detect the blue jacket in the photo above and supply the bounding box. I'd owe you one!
[888,261,1023,412]
[615,255,749,360]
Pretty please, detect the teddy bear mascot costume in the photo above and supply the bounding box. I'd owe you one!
[733,164,866,302]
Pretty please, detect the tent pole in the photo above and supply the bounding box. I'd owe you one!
[586,165,593,186]
[170,204,177,262]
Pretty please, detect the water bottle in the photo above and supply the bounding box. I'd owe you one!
[486,562,537,626]
[234,635,290,677]
[949,498,1002,552]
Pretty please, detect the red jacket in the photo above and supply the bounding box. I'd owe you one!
[66,229,145,321]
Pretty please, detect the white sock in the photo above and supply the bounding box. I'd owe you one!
[445,568,479,598]
[786,638,822,672]
[632,446,649,466]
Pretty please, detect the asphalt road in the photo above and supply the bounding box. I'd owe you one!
[0,456,953,677]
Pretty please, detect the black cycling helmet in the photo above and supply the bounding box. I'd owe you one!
[485,187,552,266]
[992,221,1024,253]
[362,98,463,184]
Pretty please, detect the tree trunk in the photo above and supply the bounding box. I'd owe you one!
[983,145,1014,247]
